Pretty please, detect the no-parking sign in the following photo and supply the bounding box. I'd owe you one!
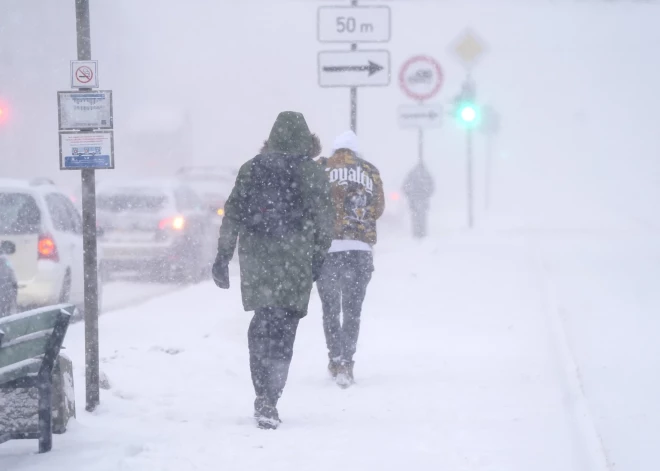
[399,56,443,102]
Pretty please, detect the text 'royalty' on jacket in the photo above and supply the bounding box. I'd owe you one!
[318,150,385,246]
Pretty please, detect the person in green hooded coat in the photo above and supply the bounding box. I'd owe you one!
[211,111,334,429]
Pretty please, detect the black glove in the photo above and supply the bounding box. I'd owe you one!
[212,259,230,289]
[312,254,325,282]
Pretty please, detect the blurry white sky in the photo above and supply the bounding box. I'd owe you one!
[1,0,659,229]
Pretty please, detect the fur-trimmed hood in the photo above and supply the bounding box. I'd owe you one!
[259,111,322,158]
[260,133,322,158]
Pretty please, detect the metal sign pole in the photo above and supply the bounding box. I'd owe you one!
[418,128,424,163]
[350,0,358,133]
[350,86,357,133]
[75,0,100,412]
[350,43,358,135]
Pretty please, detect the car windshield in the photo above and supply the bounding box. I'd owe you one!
[0,192,41,235]
[97,190,169,213]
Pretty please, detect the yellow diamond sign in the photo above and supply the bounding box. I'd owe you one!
[453,30,487,68]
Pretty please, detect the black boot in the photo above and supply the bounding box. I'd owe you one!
[255,359,289,430]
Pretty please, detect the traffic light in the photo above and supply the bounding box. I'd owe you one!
[453,79,480,128]
[458,102,478,124]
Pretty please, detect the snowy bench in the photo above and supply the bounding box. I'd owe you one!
[0,304,74,453]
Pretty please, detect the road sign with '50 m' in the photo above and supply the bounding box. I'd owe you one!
[318,6,391,43]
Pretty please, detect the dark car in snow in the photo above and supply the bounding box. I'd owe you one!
[175,166,238,218]
[96,178,216,283]
[0,240,18,317]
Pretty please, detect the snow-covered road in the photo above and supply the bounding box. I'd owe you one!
[1,232,658,471]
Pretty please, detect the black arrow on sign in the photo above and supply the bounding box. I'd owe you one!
[323,61,384,77]
[401,111,440,120]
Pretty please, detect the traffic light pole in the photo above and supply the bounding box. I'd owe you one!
[75,0,100,413]
[455,75,477,229]
[466,127,474,229]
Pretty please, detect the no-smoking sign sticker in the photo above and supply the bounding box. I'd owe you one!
[399,56,443,102]
[71,60,99,88]
[76,66,94,84]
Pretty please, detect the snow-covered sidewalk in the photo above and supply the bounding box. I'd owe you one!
[1,233,658,471]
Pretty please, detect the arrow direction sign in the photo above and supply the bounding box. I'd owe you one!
[318,50,390,87]
[397,104,444,129]
[323,61,383,76]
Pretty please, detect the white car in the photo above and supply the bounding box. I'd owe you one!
[0,178,94,311]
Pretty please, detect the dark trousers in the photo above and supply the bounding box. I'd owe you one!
[316,251,373,363]
[248,307,300,405]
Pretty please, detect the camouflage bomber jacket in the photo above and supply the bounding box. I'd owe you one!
[318,150,385,246]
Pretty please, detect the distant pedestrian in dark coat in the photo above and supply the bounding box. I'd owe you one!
[403,160,434,238]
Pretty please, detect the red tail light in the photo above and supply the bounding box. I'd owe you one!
[158,216,186,231]
[38,234,59,262]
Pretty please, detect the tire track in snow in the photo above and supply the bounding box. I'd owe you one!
[527,237,613,471]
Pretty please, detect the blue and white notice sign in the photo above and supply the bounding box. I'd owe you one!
[59,131,114,170]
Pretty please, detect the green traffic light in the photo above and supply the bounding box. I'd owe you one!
[460,106,477,122]
[456,102,480,127]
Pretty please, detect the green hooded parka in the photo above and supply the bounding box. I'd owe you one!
[215,112,334,317]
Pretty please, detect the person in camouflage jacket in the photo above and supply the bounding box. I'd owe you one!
[316,130,385,388]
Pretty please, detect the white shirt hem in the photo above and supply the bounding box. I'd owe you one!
[328,239,372,253]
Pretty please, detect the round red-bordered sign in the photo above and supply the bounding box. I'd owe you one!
[399,56,444,102]
[76,66,94,84]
